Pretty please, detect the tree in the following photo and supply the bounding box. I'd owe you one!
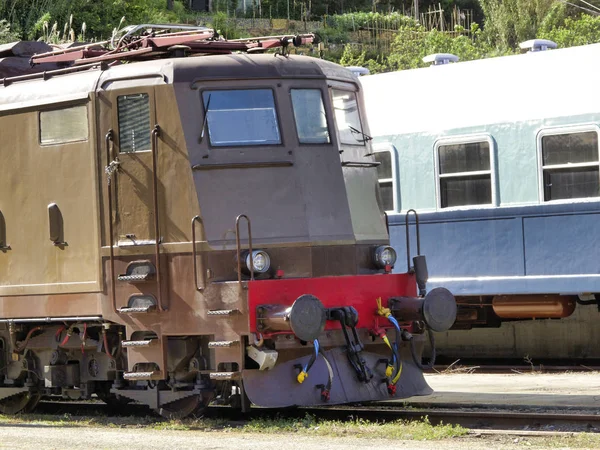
[479,0,557,50]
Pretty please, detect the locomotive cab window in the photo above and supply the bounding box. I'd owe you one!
[332,89,365,146]
[118,93,151,153]
[40,105,88,145]
[538,128,600,202]
[290,89,330,144]
[435,137,495,209]
[202,89,281,147]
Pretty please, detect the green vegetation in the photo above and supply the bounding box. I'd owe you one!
[2,410,600,448]
[0,411,466,439]
[2,0,600,72]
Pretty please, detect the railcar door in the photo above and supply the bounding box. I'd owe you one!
[100,87,158,245]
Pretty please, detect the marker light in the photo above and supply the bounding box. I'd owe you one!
[245,250,271,274]
[373,246,397,269]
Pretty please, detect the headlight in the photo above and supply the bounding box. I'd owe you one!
[373,246,397,268]
[245,250,271,274]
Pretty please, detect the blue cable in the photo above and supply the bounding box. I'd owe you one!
[388,315,402,333]
[303,339,320,373]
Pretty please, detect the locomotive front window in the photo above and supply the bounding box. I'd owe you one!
[117,93,151,153]
[540,130,600,201]
[202,89,281,147]
[332,89,365,146]
[436,139,493,209]
[290,89,330,144]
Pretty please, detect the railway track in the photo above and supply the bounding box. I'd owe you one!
[30,399,600,432]
[304,406,600,431]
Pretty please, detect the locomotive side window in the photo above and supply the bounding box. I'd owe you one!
[202,89,281,147]
[539,129,600,201]
[39,105,88,145]
[435,138,494,209]
[374,149,395,211]
[332,89,365,146]
[290,89,330,144]
[117,93,151,153]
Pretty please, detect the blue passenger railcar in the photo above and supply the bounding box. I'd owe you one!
[361,41,600,359]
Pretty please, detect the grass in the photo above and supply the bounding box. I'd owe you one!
[3,411,600,448]
[0,411,467,440]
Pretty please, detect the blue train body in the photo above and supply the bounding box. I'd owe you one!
[361,43,600,359]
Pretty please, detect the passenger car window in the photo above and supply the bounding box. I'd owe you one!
[290,89,330,144]
[118,93,151,153]
[374,150,394,211]
[436,140,492,208]
[202,89,280,147]
[540,130,599,201]
[332,89,365,146]
[40,105,88,145]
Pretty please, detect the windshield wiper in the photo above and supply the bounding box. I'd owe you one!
[348,126,373,143]
[200,94,212,142]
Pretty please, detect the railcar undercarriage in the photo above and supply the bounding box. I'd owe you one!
[0,281,456,417]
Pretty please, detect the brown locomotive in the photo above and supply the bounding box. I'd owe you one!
[0,25,456,418]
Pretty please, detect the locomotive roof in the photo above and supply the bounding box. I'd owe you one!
[0,54,356,112]
[361,42,600,136]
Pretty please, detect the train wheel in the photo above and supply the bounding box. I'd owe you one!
[0,392,39,415]
[155,394,209,420]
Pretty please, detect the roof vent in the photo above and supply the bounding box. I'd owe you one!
[422,53,459,66]
[346,66,370,77]
[519,39,557,52]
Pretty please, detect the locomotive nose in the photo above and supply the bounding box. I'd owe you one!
[389,287,457,332]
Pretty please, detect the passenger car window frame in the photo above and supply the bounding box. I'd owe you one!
[289,87,332,145]
[536,124,600,203]
[373,142,399,213]
[39,103,89,146]
[200,87,283,149]
[433,134,497,210]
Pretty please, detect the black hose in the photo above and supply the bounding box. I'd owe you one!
[410,329,436,370]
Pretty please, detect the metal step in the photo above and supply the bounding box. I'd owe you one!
[117,260,156,284]
[209,371,241,381]
[208,340,240,349]
[123,371,162,381]
[117,305,156,314]
[117,273,154,283]
[207,309,240,317]
[122,340,156,348]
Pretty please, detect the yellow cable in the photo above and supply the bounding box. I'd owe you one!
[392,361,403,384]
[382,335,392,350]
[376,297,391,317]
[297,371,308,384]
[385,365,394,378]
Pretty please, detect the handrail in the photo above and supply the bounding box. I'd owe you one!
[405,209,421,273]
[191,215,205,291]
[104,130,117,314]
[151,125,165,311]
[235,214,253,284]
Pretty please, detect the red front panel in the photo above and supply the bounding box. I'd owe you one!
[247,273,417,333]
